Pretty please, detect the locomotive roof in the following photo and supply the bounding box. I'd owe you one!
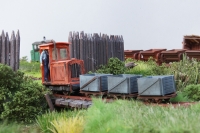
[39,42,71,47]
[183,35,200,44]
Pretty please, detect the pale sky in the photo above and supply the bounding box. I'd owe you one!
[1,0,200,60]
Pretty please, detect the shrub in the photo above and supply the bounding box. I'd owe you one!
[183,84,200,101]
[96,57,126,75]
[170,91,191,102]
[125,57,170,76]
[0,64,48,123]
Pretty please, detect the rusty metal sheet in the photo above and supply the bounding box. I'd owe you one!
[139,49,166,65]
[124,50,143,60]
[185,50,200,60]
[161,49,186,63]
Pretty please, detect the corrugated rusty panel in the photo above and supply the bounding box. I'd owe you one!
[161,49,186,63]
[185,50,200,60]
[139,49,166,64]
[124,50,143,60]
[183,35,200,50]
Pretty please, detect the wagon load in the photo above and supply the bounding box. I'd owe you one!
[80,74,112,92]
[107,74,142,94]
[137,75,176,96]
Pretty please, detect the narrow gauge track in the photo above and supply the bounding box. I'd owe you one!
[51,92,179,109]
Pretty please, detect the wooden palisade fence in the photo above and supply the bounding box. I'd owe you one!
[68,31,124,73]
[0,30,20,71]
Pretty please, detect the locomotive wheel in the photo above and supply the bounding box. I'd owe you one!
[63,91,70,95]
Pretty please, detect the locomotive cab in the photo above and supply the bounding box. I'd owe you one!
[39,41,85,93]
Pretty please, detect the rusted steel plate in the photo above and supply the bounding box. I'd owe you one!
[185,50,200,60]
[161,49,186,63]
[124,50,143,60]
[139,49,166,64]
[183,35,200,50]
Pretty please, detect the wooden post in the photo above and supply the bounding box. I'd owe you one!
[44,94,55,112]
[15,30,20,71]
[1,31,6,64]
[10,31,16,70]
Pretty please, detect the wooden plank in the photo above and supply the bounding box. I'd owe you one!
[1,31,6,64]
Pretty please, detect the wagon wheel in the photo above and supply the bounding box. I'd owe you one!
[164,98,170,103]
[144,99,152,103]
[113,95,119,100]
[154,99,162,104]
[85,93,92,98]
[63,91,70,95]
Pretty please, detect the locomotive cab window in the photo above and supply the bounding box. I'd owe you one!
[59,48,67,59]
[33,44,39,51]
[52,48,58,60]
